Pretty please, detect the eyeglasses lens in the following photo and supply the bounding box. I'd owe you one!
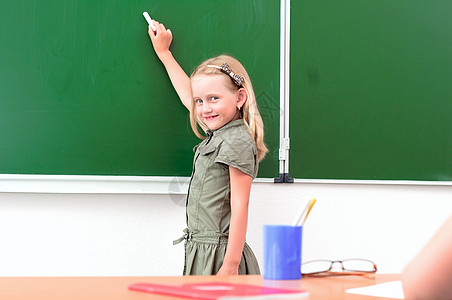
[302,260,332,274]
[341,259,375,272]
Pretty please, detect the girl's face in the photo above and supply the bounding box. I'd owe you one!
[191,74,246,131]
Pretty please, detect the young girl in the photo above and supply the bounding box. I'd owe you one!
[147,20,268,276]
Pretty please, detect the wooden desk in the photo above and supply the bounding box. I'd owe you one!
[0,274,400,300]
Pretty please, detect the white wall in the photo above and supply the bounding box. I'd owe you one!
[0,182,451,276]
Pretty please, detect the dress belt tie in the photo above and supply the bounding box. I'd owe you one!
[173,228,229,245]
[173,228,191,245]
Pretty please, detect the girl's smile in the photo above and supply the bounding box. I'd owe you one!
[204,115,218,121]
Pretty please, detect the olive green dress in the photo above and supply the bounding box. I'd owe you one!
[173,119,261,275]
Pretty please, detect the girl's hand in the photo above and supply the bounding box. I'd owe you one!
[216,262,239,276]
[148,20,173,59]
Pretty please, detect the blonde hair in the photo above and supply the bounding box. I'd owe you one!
[189,54,268,161]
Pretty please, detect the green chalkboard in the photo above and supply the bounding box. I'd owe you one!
[0,0,280,177]
[290,0,452,181]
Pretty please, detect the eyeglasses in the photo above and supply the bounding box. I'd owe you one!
[302,259,377,277]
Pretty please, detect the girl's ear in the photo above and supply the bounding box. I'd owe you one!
[236,88,247,109]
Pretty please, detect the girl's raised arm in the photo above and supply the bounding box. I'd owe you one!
[148,21,192,110]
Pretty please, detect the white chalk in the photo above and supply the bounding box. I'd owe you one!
[143,12,156,33]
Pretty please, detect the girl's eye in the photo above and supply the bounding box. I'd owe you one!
[209,96,219,101]
[195,99,203,105]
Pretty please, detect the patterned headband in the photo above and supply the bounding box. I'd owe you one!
[207,63,244,87]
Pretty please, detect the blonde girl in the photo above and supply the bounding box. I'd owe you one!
[148,20,267,275]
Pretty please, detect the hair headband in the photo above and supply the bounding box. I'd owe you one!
[207,63,244,87]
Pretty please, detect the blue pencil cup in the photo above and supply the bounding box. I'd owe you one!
[263,225,302,280]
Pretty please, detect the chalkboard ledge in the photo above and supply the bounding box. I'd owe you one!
[293,179,452,186]
[0,175,276,194]
[0,175,191,194]
[0,175,448,194]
